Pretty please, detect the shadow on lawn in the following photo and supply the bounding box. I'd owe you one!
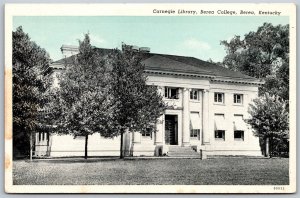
[25,156,175,164]
[27,157,128,164]
[24,156,278,164]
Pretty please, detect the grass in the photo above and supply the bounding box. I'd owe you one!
[13,158,289,185]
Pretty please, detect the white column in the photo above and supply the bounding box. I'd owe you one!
[182,88,190,146]
[133,132,141,143]
[155,86,164,145]
[155,116,164,144]
[202,89,210,144]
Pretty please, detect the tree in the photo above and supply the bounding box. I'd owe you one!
[13,26,53,160]
[105,45,167,158]
[259,62,289,101]
[221,23,289,100]
[246,93,289,157]
[57,34,110,159]
[221,23,290,157]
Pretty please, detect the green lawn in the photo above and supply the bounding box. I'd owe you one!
[13,158,289,185]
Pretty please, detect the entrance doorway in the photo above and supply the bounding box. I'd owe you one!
[165,115,178,145]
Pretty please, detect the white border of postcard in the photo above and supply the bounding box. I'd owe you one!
[5,3,296,193]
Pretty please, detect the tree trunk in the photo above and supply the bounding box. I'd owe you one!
[120,130,124,159]
[265,137,270,158]
[270,134,273,158]
[84,135,88,159]
[29,132,33,161]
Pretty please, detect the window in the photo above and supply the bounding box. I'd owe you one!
[38,132,49,142]
[215,130,225,140]
[190,112,201,139]
[214,93,224,103]
[190,129,200,138]
[190,89,199,100]
[234,115,246,141]
[234,94,243,104]
[214,114,226,130]
[234,130,244,141]
[165,87,179,99]
[142,128,152,138]
[214,114,226,141]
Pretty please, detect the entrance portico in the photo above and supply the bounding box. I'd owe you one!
[153,86,210,150]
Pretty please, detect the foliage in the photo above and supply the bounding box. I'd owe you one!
[221,23,290,156]
[221,23,289,100]
[56,36,166,159]
[103,45,167,158]
[56,34,110,159]
[13,26,53,158]
[247,93,289,157]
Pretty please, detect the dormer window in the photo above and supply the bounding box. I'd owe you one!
[165,87,179,99]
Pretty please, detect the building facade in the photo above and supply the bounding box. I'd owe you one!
[34,45,263,158]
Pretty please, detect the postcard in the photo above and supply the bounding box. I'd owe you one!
[5,3,296,193]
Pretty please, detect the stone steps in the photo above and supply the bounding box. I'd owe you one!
[167,146,200,158]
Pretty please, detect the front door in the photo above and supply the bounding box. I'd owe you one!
[165,115,178,145]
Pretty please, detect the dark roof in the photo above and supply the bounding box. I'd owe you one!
[142,55,213,76]
[52,47,260,83]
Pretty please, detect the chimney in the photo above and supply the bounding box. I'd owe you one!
[139,47,150,53]
[132,45,139,52]
[122,43,150,53]
[60,45,79,58]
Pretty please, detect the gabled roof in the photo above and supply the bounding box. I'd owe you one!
[51,47,262,84]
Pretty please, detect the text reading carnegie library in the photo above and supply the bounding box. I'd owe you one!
[153,9,237,15]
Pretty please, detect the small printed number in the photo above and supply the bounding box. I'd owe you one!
[274,187,284,190]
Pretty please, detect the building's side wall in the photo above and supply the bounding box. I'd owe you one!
[48,133,131,157]
[206,82,261,156]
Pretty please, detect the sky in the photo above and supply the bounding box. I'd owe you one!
[13,16,289,62]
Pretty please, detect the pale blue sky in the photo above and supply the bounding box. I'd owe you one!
[13,16,289,62]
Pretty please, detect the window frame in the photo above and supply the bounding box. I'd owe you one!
[142,128,152,139]
[233,94,243,105]
[190,89,199,100]
[190,129,200,139]
[214,92,224,104]
[165,87,179,100]
[214,130,225,141]
[234,130,244,141]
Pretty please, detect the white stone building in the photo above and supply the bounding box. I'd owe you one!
[34,45,263,158]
